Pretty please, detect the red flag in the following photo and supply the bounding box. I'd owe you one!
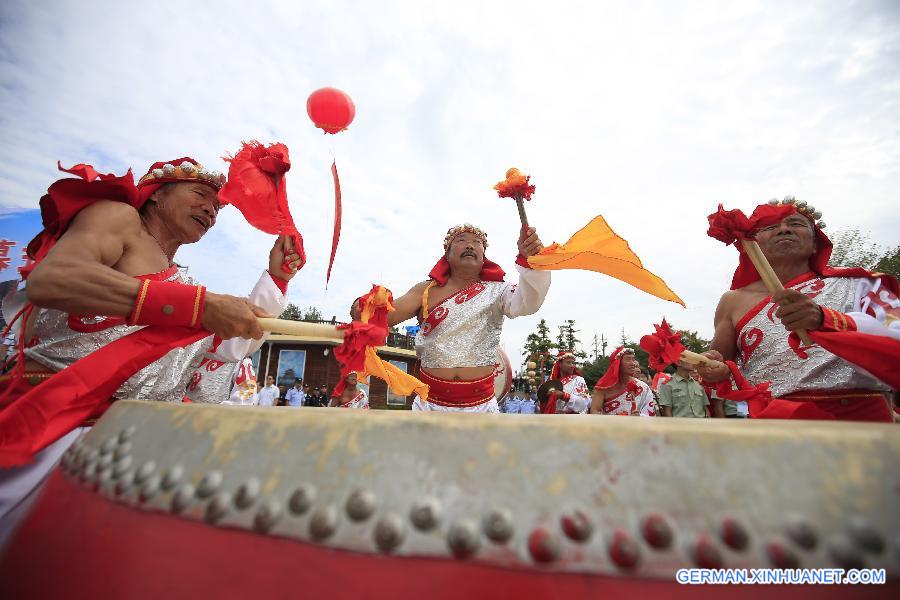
[219,141,306,273]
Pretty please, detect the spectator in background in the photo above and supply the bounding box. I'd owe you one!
[519,393,536,414]
[285,379,305,407]
[636,368,652,386]
[277,384,287,405]
[507,393,523,414]
[258,375,279,407]
[658,360,709,418]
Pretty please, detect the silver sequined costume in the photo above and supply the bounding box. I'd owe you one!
[20,269,284,403]
[737,275,894,397]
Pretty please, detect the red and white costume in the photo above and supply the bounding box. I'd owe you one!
[336,388,369,409]
[0,157,288,546]
[13,269,283,405]
[601,380,656,416]
[735,271,899,420]
[593,347,657,417]
[717,199,900,421]
[546,352,591,414]
[185,356,260,406]
[411,229,550,413]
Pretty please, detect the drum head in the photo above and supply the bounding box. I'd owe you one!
[493,348,512,401]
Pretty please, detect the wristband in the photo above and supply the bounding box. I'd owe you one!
[817,306,856,333]
[515,253,530,268]
[128,279,206,328]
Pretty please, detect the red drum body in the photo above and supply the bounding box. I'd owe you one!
[1,401,898,599]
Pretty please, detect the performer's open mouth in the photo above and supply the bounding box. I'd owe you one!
[461,250,477,259]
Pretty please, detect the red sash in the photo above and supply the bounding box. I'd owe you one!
[751,389,891,422]
[419,370,494,408]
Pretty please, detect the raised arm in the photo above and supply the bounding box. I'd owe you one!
[355,280,431,327]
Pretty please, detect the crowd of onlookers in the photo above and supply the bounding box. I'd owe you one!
[503,362,749,418]
[256,376,332,407]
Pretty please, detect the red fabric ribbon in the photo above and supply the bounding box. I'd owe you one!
[706,203,796,246]
[713,361,776,418]
[638,319,684,371]
[326,161,342,287]
[0,326,208,466]
[219,141,306,273]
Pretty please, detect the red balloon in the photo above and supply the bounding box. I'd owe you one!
[306,87,355,134]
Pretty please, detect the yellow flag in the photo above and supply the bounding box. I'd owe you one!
[362,347,429,401]
[527,216,685,306]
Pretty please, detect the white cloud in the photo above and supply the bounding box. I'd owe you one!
[1,0,898,367]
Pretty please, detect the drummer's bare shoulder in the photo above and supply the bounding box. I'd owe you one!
[32,201,143,273]
[710,283,767,359]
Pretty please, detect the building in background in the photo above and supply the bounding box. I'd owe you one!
[255,328,418,410]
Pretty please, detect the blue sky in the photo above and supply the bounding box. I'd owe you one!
[1,0,898,364]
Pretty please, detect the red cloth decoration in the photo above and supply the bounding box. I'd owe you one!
[306,88,356,134]
[327,161,343,287]
[712,361,775,418]
[594,347,627,390]
[427,256,506,286]
[23,163,151,280]
[706,204,795,246]
[638,319,684,371]
[333,285,392,375]
[219,141,306,274]
[0,326,208,466]
[541,391,559,414]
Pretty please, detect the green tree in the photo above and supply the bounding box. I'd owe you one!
[676,329,711,354]
[556,324,567,351]
[523,318,556,380]
[302,306,323,322]
[564,319,586,358]
[829,227,883,270]
[874,245,900,279]
[279,303,303,321]
[580,355,610,389]
[829,227,899,278]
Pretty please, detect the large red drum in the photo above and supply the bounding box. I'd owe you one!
[1,401,897,599]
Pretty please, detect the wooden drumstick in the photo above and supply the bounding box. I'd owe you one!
[741,240,813,345]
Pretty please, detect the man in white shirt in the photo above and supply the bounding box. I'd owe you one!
[285,379,305,407]
[258,375,279,407]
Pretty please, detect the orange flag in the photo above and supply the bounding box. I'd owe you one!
[342,285,430,401]
[527,216,685,306]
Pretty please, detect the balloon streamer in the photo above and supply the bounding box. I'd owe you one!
[307,87,355,287]
[327,161,342,288]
